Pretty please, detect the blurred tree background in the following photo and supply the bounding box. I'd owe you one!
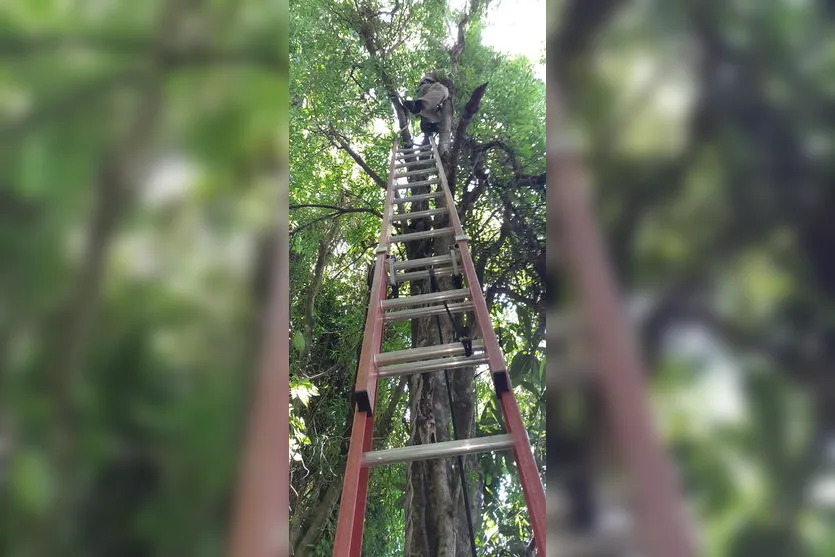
[552,0,835,555]
[2,0,834,555]
[0,1,286,556]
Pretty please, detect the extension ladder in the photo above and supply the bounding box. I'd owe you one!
[333,138,546,555]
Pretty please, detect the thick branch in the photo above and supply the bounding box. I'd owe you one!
[473,139,521,174]
[448,83,488,191]
[323,128,388,188]
[354,21,412,145]
[516,172,546,189]
[485,285,542,313]
[299,217,340,367]
[450,0,483,74]
[290,204,382,218]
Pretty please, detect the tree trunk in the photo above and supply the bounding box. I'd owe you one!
[299,215,341,367]
[401,138,479,555]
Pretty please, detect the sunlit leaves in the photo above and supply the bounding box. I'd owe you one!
[7,448,55,517]
[292,330,306,353]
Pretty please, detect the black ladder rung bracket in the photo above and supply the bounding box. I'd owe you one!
[386,256,400,297]
[353,391,373,416]
[448,245,464,290]
[491,369,511,396]
[461,337,473,358]
[452,273,463,290]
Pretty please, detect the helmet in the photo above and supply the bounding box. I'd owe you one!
[420,71,440,85]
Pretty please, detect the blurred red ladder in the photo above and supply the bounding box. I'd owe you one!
[332,138,546,555]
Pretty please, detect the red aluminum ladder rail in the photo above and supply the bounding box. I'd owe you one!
[333,138,546,555]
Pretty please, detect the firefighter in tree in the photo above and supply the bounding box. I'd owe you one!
[402,71,450,136]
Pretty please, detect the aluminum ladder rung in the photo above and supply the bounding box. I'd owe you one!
[394,191,444,204]
[376,339,486,366]
[381,287,468,309]
[395,266,455,282]
[384,301,473,322]
[396,150,433,159]
[394,178,439,190]
[397,157,434,166]
[363,434,514,467]
[378,354,488,378]
[397,156,434,165]
[390,207,448,222]
[394,160,435,170]
[393,254,456,270]
[397,146,431,153]
[395,167,437,179]
[389,227,452,243]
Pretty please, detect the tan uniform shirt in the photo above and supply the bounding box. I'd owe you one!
[415,82,449,123]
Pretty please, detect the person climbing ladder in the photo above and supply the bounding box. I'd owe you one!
[402,71,450,136]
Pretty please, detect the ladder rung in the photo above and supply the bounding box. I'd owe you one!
[390,208,448,222]
[394,191,444,204]
[397,146,431,153]
[395,167,437,179]
[393,254,457,270]
[397,154,433,163]
[378,354,488,378]
[382,288,468,309]
[384,301,473,322]
[397,150,433,158]
[394,178,439,190]
[363,434,514,467]
[394,161,435,170]
[376,340,486,366]
[389,227,452,243]
[395,267,455,282]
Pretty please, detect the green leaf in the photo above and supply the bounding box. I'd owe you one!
[291,379,319,406]
[292,330,305,352]
[508,353,538,385]
[8,449,54,517]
